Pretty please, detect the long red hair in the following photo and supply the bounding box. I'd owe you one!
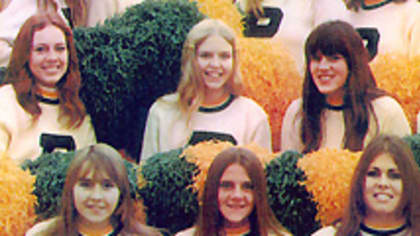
[6,12,86,128]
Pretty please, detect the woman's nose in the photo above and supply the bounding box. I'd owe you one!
[90,185,103,199]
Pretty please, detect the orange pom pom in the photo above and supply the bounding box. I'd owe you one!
[297,148,361,226]
[0,154,37,235]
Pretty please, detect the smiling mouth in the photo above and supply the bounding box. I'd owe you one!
[374,193,394,201]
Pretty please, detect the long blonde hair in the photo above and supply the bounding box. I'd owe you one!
[177,19,242,122]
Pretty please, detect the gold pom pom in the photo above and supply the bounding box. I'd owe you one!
[297,148,361,226]
[182,140,275,201]
[0,154,37,235]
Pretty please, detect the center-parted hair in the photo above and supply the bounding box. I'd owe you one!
[176,19,242,122]
[300,20,387,153]
[5,12,86,128]
[195,147,288,236]
[39,143,161,235]
[337,135,420,235]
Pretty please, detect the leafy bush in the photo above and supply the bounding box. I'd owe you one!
[266,151,320,236]
[21,151,139,220]
[74,0,205,160]
[403,134,420,167]
[138,148,199,234]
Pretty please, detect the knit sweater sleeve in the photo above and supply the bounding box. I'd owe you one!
[281,98,304,153]
[371,96,412,137]
[140,100,162,163]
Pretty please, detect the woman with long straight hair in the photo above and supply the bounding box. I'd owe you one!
[313,134,420,235]
[140,19,272,161]
[176,147,290,236]
[0,12,96,163]
[281,20,411,154]
[26,143,162,235]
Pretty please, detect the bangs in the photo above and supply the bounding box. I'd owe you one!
[77,158,119,184]
[306,23,350,59]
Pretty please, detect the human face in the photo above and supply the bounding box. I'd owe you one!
[196,35,233,96]
[363,153,403,218]
[29,25,68,90]
[74,167,120,228]
[310,52,349,105]
[218,163,254,227]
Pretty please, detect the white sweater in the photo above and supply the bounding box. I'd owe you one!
[0,85,96,164]
[281,96,411,153]
[140,93,272,161]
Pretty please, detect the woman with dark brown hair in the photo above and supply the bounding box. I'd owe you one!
[312,134,420,235]
[26,143,162,236]
[281,20,411,154]
[0,12,95,163]
[176,147,289,236]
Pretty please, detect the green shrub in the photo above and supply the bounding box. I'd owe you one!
[266,151,320,236]
[74,0,205,160]
[403,134,420,167]
[138,148,199,234]
[21,151,139,221]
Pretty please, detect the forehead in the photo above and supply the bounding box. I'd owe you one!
[78,162,111,181]
[32,25,66,45]
[368,153,398,170]
[197,35,232,52]
[220,163,250,181]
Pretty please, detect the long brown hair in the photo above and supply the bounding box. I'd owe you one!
[43,143,161,235]
[194,147,288,236]
[5,12,86,128]
[64,0,88,27]
[337,135,420,235]
[300,20,387,153]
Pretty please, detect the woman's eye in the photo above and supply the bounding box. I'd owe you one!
[219,181,233,189]
[78,181,92,188]
[102,180,116,189]
[198,52,212,59]
[328,55,342,60]
[34,46,46,52]
[366,169,380,177]
[56,45,67,51]
[219,52,231,60]
[242,182,254,190]
[388,171,401,179]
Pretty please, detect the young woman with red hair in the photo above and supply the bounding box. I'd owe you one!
[0,12,96,163]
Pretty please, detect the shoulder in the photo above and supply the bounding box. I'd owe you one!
[371,96,403,111]
[25,218,58,236]
[148,93,180,115]
[175,227,196,236]
[311,226,337,236]
[285,98,303,115]
[0,84,16,97]
[0,84,18,107]
[234,96,266,113]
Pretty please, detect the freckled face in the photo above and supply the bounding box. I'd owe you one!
[218,163,254,227]
[363,153,403,218]
[196,35,233,95]
[73,167,120,227]
[29,25,68,89]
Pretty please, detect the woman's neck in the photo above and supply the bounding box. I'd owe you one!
[77,218,114,235]
[223,220,250,235]
[363,214,406,229]
[202,89,230,107]
[36,85,59,99]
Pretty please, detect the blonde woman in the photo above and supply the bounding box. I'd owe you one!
[140,19,272,161]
